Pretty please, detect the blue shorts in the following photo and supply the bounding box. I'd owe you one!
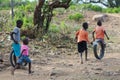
[12,43,21,57]
[17,55,31,64]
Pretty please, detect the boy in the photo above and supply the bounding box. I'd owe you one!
[11,20,23,44]
[76,22,90,64]
[11,20,23,63]
[92,20,109,45]
[11,38,33,75]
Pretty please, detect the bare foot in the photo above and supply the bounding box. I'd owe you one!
[0,59,3,63]
[29,71,34,74]
[85,59,89,61]
[81,61,83,64]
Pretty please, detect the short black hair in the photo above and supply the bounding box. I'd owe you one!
[82,22,88,30]
[97,20,102,26]
[23,38,29,45]
[16,20,23,27]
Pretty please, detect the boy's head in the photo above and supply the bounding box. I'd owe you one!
[82,22,88,30]
[16,20,23,28]
[23,38,29,45]
[97,20,102,26]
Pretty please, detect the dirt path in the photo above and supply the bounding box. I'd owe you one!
[107,13,120,18]
[0,52,120,80]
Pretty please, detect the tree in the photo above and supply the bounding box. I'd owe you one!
[33,0,71,37]
[10,0,14,19]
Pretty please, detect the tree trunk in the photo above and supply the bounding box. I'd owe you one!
[33,0,71,38]
[108,0,115,7]
[115,0,120,7]
[11,0,14,19]
[33,0,45,37]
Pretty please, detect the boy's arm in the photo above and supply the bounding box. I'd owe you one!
[104,31,109,40]
[92,31,95,41]
[10,32,18,44]
[19,49,26,58]
[75,31,79,40]
[86,32,90,43]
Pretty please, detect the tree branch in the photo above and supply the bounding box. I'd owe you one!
[91,0,109,7]
[49,0,71,9]
[83,0,109,7]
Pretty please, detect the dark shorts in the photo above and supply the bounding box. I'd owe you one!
[17,55,31,64]
[78,41,87,53]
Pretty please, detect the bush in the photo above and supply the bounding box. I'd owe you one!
[24,4,34,12]
[82,4,93,9]
[91,5,102,12]
[103,7,120,13]
[69,13,84,21]
[49,24,59,33]
[112,7,120,13]
[104,8,113,13]
[69,5,76,10]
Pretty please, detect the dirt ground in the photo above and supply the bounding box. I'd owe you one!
[0,11,120,80]
[0,53,120,80]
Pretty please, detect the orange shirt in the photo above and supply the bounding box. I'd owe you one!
[76,29,89,43]
[94,26,105,39]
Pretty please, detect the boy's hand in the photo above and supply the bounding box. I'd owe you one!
[14,41,18,44]
[75,37,77,40]
[90,42,93,45]
[75,37,77,42]
[18,56,21,58]
[93,38,95,42]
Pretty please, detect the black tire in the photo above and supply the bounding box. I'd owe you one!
[10,50,27,67]
[10,50,16,67]
[93,41,105,60]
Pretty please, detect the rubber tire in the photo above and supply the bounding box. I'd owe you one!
[93,41,105,60]
[10,50,27,67]
[10,50,16,67]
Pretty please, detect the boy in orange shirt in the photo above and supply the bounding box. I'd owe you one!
[76,22,90,64]
[92,20,109,45]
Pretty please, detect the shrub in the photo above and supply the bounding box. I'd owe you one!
[104,8,119,13]
[49,24,59,33]
[112,7,120,13]
[83,4,92,9]
[69,13,84,21]
[104,8,113,13]
[91,5,102,12]
[69,5,76,10]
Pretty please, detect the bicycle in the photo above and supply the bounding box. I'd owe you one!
[92,39,106,60]
[10,43,27,67]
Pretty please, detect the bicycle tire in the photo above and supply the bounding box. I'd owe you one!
[10,50,27,67]
[93,41,105,60]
